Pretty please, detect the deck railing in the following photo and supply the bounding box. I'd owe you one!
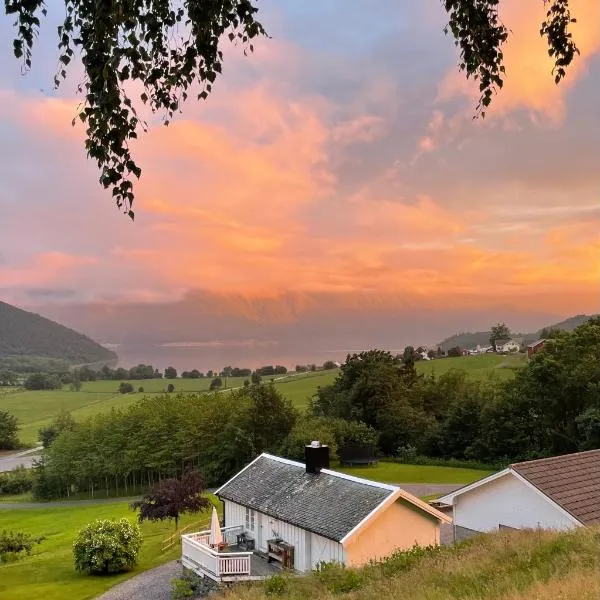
[182,525,252,579]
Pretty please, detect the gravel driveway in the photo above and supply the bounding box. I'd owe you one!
[96,560,182,600]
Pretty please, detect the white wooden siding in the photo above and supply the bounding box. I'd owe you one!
[453,471,579,532]
[223,500,344,571]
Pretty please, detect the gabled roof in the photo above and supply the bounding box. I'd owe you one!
[512,450,600,525]
[527,339,546,348]
[438,450,600,526]
[216,453,449,543]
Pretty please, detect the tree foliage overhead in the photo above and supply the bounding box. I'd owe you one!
[3,1,580,217]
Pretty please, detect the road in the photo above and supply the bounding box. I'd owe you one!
[0,447,42,472]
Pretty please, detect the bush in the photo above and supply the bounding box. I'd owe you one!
[171,569,219,599]
[0,410,19,450]
[0,466,34,495]
[264,574,288,596]
[0,530,44,562]
[118,382,134,394]
[167,383,175,393]
[138,386,144,393]
[23,373,62,390]
[73,519,142,575]
[315,562,363,593]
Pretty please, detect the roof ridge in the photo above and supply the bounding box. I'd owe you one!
[512,449,600,469]
[263,453,398,492]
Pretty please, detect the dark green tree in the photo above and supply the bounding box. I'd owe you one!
[132,470,210,529]
[118,382,134,394]
[490,322,511,351]
[164,367,177,379]
[0,411,19,450]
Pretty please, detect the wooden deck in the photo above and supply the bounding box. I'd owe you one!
[182,526,282,583]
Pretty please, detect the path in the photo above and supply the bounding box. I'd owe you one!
[0,447,42,472]
[96,560,182,600]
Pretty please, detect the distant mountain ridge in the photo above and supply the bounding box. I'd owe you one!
[438,314,598,351]
[0,301,117,367]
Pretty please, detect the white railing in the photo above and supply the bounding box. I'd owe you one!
[182,525,252,579]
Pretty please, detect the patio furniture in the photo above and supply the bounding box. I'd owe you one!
[236,532,255,551]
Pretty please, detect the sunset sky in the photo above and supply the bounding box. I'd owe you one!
[1,0,599,325]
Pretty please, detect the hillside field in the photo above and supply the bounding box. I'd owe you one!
[0,498,218,600]
[1,371,338,445]
[2,355,525,446]
[415,353,526,380]
[217,528,600,600]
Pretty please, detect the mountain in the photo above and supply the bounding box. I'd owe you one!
[437,313,599,351]
[0,301,117,368]
[33,290,560,370]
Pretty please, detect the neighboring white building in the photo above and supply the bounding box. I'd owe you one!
[182,445,450,582]
[495,339,521,353]
[437,450,600,539]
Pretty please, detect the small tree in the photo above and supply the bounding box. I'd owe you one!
[118,382,134,394]
[38,411,76,448]
[0,530,44,562]
[0,411,19,450]
[167,383,175,393]
[131,470,210,529]
[138,386,144,393]
[164,366,177,379]
[490,322,511,352]
[73,519,142,574]
[209,377,222,391]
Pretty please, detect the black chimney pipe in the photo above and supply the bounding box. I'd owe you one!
[305,441,330,474]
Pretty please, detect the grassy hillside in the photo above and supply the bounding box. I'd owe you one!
[0,498,218,600]
[0,301,116,369]
[438,313,598,351]
[219,528,600,600]
[2,371,340,445]
[415,354,526,381]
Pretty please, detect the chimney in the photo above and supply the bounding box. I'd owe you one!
[305,440,330,474]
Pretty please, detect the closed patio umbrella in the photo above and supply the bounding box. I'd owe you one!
[209,505,223,548]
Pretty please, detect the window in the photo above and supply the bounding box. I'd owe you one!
[245,507,256,531]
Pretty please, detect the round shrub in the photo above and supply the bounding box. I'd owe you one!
[73,518,142,575]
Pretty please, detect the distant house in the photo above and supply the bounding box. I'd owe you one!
[527,339,546,359]
[495,339,520,353]
[182,444,450,582]
[437,450,600,541]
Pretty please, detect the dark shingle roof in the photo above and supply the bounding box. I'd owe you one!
[512,450,600,525]
[527,339,546,348]
[216,454,395,542]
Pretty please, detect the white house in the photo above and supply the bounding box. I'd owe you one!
[182,444,450,582]
[495,339,521,353]
[437,450,600,540]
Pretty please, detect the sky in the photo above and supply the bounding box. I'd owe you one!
[0,0,599,342]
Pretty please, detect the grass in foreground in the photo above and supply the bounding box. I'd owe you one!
[221,528,600,600]
[0,497,219,600]
[336,462,492,484]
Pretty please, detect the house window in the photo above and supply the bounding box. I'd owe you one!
[245,507,256,531]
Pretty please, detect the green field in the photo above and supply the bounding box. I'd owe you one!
[1,356,525,446]
[415,353,526,380]
[1,371,339,445]
[337,461,492,484]
[0,498,219,600]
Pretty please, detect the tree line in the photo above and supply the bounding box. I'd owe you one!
[23,318,600,499]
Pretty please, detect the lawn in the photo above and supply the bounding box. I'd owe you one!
[415,353,526,380]
[0,498,219,600]
[273,370,339,410]
[3,371,339,446]
[336,461,492,484]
